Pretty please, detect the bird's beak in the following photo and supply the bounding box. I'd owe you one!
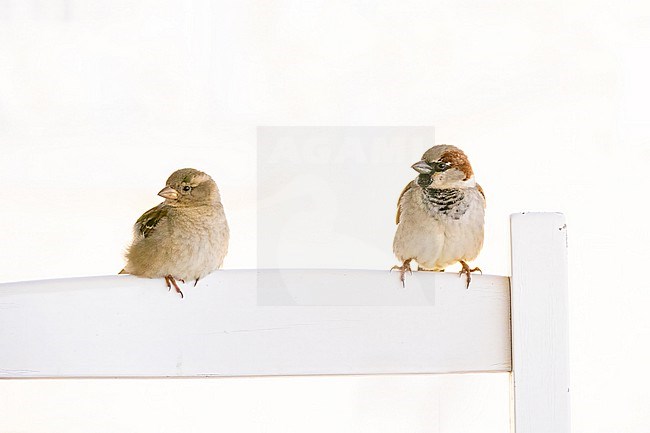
[158,186,179,200]
[411,160,433,174]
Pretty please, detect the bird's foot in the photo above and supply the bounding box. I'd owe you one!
[391,259,413,287]
[164,275,184,298]
[458,261,482,289]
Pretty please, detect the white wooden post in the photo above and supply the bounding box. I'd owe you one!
[510,212,570,433]
[0,213,573,429]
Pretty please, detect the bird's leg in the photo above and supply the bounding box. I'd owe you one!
[391,259,413,287]
[165,275,184,298]
[458,261,482,289]
[194,278,199,287]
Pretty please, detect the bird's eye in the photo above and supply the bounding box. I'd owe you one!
[435,162,449,171]
[182,186,191,192]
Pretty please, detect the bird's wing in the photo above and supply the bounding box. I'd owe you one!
[476,183,486,207]
[396,181,414,224]
[135,203,169,238]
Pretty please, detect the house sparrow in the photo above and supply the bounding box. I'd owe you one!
[120,168,229,298]
[392,145,485,288]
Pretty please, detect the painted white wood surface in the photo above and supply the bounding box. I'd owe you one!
[510,213,570,433]
[0,270,510,378]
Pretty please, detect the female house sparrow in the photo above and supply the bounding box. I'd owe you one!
[120,168,229,298]
[392,145,485,287]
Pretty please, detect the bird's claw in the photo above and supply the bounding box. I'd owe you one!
[391,259,413,287]
[164,275,184,298]
[458,261,481,289]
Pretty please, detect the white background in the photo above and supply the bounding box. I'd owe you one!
[1,0,650,432]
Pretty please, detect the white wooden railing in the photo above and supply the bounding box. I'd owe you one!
[0,212,569,433]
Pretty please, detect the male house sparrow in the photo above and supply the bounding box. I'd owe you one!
[392,145,485,287]
[120,168,229,297]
